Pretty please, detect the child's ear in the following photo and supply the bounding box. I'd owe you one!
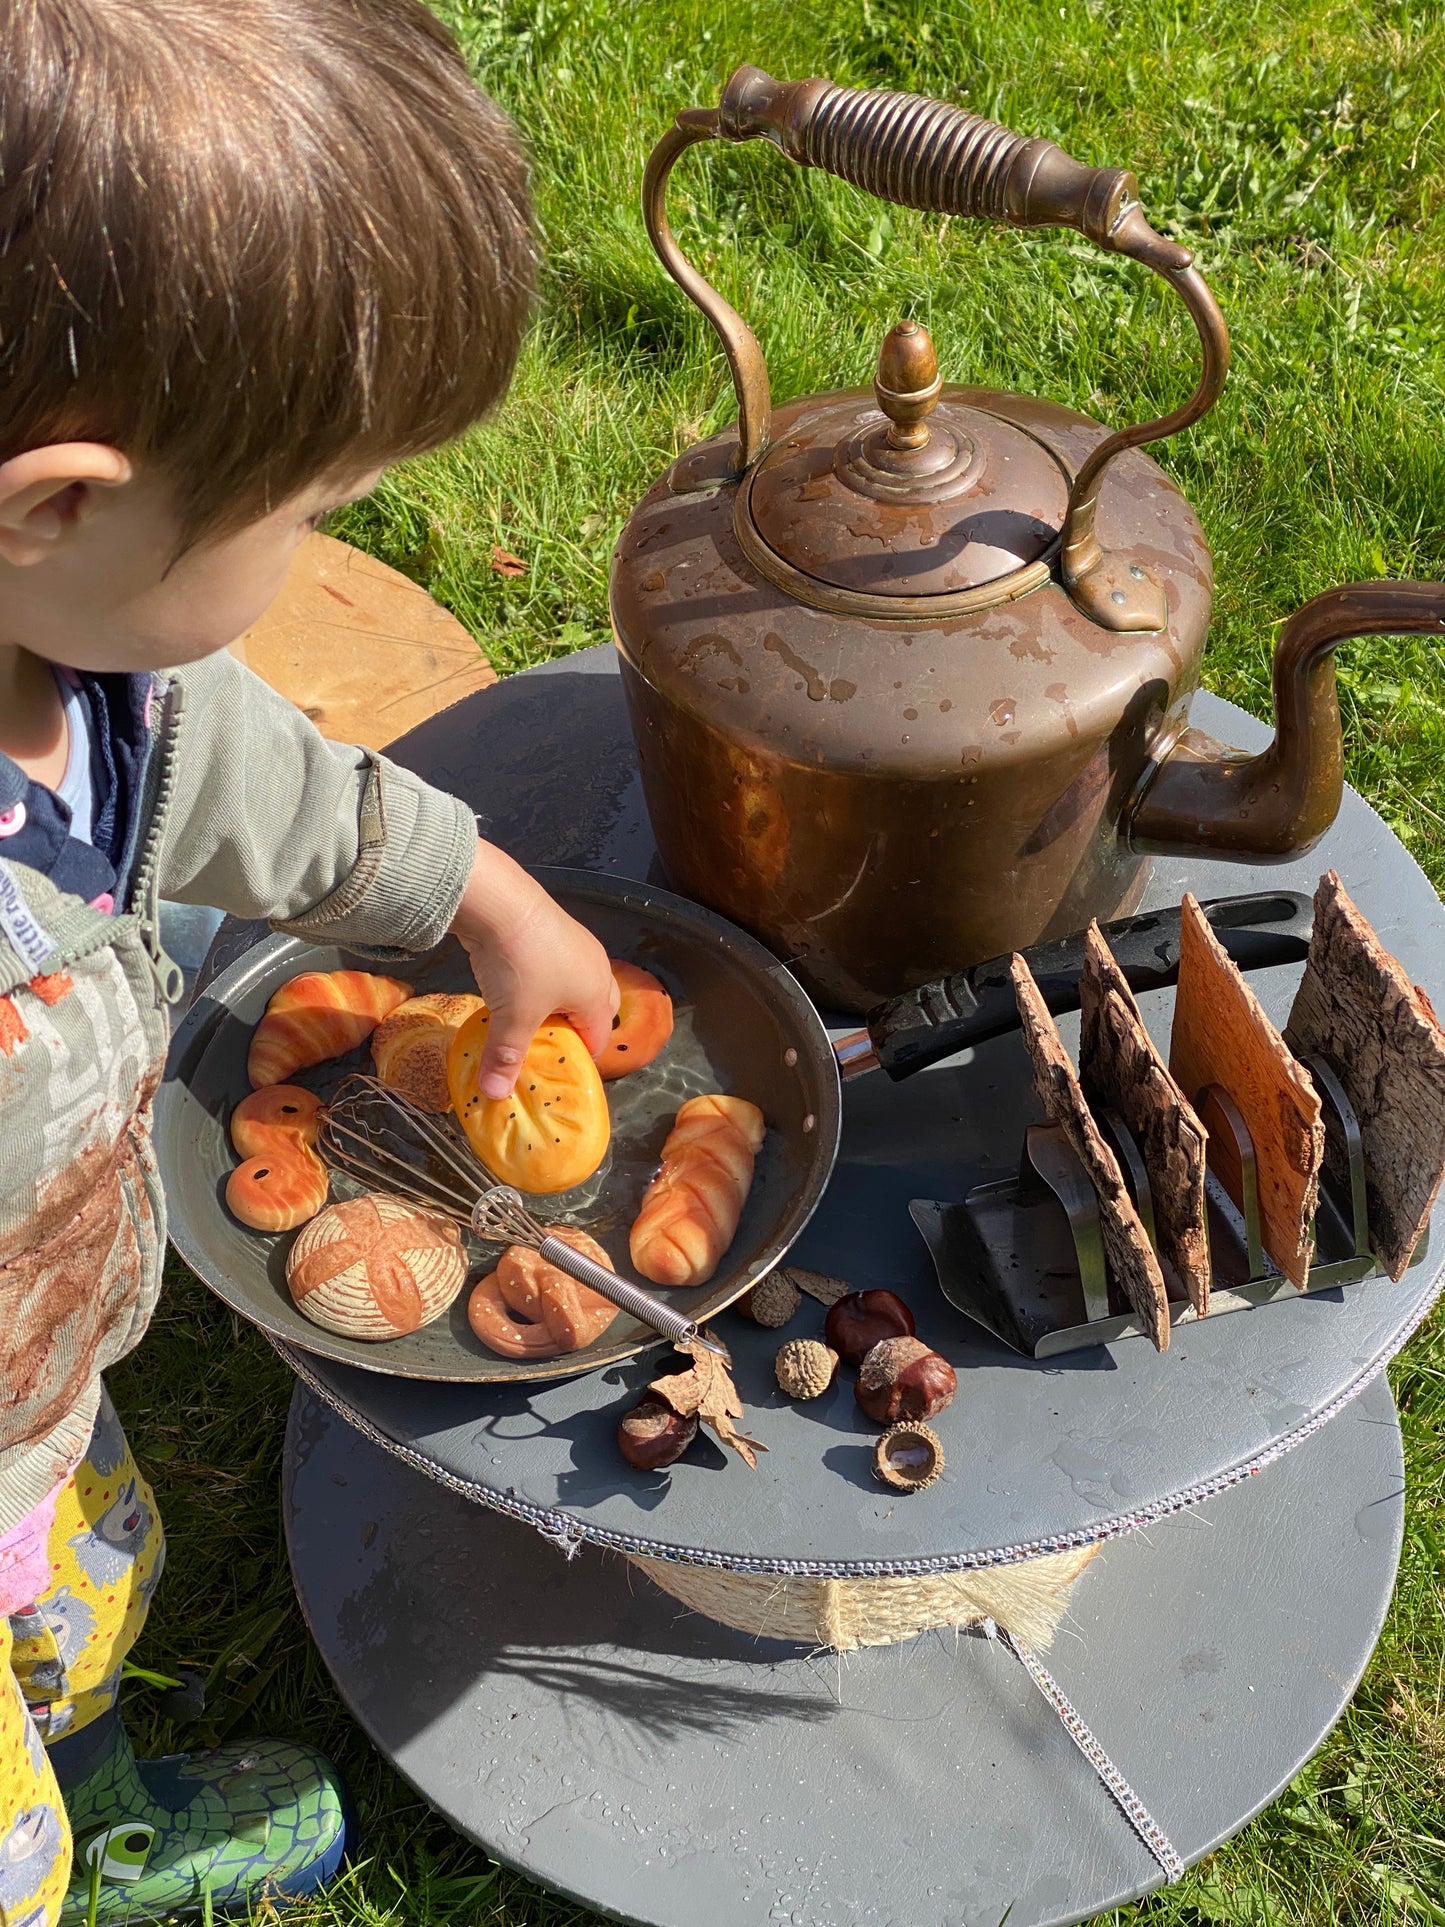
[0,443,133,565]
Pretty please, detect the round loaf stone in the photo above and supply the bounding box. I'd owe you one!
[286,1193,467,1340]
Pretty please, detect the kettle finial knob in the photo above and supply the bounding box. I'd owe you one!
[875,320,943,451]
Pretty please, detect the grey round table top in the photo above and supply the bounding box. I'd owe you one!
[283,1371,1405,1927]
[259,647,1445,1573]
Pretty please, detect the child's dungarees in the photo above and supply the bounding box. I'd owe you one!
[0,647,476,1924]
[0,670,170,1922]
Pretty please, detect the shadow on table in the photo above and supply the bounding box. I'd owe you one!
[385,659,658,881]
[288,1393,840,1754]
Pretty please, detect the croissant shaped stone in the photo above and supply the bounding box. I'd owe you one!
[247,970,412,1088]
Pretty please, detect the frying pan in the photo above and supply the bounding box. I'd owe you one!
[156,867,1312,1383]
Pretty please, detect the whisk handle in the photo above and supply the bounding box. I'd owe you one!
[537,1236,714,1351]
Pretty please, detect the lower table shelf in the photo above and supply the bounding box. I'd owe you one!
[284,1371,1404,1927]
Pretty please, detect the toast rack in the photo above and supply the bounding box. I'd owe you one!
[317,1074,724,1355]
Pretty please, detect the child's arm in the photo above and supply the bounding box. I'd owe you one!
[438,838,616,1097]
[158,650,614,1094]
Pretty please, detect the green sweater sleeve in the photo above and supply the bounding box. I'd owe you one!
[156,649,477,956]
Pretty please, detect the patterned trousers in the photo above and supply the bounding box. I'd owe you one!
[0,1391,164,1927]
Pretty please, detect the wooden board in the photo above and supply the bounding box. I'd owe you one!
[233,532,496,748]
[1080,923,1212,1315]
[1284,870,1445,1280]
[1011,954,1170,1350]
[1169,893,1323,1289]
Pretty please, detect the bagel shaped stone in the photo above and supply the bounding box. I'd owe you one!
[595,960,674,1080]
[467,1227,617,1358]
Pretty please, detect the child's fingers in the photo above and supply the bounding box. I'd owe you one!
[477,971,616,1096]
[476,1002,544,1099]
[467,910,618,1095]
[568,971,621,1061]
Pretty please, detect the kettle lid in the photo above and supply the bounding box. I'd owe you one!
[736,320,1069,618]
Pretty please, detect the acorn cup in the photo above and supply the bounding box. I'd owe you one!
[874,1421,945,1493]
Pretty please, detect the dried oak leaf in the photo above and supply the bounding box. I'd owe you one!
[649,1334,766,1469]
[490,545,528,578]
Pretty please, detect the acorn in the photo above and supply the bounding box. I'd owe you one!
[774,1338,839,1400]
[874,1421,945,1493]
[617,1395,698,1470]
[825,1289,916,1367]
[855,1336,957,1424]
[741,1272,801,1328]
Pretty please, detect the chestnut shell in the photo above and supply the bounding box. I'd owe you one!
[617,1395,698,1471]
[855,1336,957,1424]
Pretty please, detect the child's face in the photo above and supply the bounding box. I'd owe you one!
[0,447,384,673]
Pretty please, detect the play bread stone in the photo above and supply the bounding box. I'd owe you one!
[286,1194,466,1339]
[1080,922,1211,1313]
[1285,871,1445,1279]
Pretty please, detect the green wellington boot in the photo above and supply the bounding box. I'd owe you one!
[52,1710,351,1922]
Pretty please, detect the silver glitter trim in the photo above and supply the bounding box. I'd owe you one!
[989,1620,1184,1883]
[274,1252,1441,1579]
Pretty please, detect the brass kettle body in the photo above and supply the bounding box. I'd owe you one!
[610,66,1445,1012]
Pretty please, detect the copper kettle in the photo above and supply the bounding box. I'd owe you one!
[610,66,1445,1012]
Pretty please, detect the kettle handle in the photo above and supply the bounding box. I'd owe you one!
[645,66,1230,633]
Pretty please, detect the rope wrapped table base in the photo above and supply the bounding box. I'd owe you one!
[628,1542,1100,1651]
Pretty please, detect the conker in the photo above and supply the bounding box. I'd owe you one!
[617,1396,698,1470]
[855,1336,956,1425]
[824,1289,916,1367]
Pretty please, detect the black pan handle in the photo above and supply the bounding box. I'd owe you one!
[865,890,1313,1083]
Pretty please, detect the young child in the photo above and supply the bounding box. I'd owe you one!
[0,2,618,1920]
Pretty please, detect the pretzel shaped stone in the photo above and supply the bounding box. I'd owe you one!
[467,1227,619,1359]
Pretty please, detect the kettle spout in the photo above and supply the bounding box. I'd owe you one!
[1125,581,1445,860]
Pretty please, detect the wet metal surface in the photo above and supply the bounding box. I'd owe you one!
[611,391,1214,1008]
[743,395,1070,595]
[284,1371,1404,1926]
[160,867,840,1383]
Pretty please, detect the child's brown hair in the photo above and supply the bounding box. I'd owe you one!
[0,0,536,540]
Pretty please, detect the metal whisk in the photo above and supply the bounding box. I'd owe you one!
[317,1074,723,1355]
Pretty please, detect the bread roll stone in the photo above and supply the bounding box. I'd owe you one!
[371,992,487,1111]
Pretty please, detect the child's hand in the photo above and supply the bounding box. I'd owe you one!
[449,842,618,1099]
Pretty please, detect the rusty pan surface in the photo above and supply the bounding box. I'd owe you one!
[156,868,841,1383]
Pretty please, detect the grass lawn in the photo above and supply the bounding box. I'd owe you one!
[121,1,1445,1922]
